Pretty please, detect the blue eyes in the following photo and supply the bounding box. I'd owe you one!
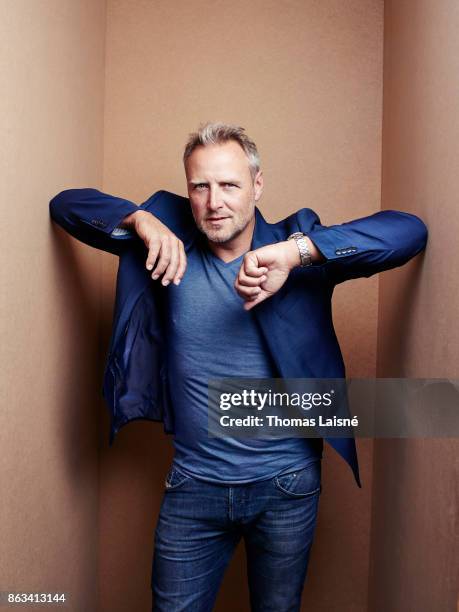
[194,183,237,190]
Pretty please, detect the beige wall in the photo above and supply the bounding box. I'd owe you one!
[6,1,455,611]
[100,1,383,611]
[0,1,106,611]
[369,1,459,610]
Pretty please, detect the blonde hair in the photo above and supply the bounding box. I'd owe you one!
[183,121,260,179]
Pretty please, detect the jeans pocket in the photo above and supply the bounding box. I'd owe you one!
[164,466,192,491]
[274,461,322,498]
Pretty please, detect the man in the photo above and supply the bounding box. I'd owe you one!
[49,122,428,611]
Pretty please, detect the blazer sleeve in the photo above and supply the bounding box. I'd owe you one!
[49,188,142,255]
[301,208,428,285]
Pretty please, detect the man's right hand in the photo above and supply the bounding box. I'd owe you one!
[121,210,187,286]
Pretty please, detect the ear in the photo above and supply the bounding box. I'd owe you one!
[253,170,264,202]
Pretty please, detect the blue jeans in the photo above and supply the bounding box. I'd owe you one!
[151,459,322,611]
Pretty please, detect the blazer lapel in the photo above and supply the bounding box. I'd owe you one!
[250,207,316,378]
[249,208,361,488]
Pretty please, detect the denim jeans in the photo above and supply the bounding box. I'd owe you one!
[151,459,322,611]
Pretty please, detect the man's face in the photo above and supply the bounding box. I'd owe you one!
[185,141,263,244]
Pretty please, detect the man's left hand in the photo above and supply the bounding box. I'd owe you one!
[234,240,302,311]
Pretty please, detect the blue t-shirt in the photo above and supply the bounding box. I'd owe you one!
[165,237,322,484]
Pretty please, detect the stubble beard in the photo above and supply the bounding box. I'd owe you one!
[198,214,252,244]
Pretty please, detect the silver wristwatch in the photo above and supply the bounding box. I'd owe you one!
[287,232,312,267]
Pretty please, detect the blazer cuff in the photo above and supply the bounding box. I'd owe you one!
[110,226,134,238]
[306,226,359,261]
[80,199,139,235]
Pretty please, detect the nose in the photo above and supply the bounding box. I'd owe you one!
[207,187,224,211]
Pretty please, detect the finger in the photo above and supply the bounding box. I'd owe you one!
[237,270,267,287]
[236,285,262,300]
[243,292,267,311]
[173,242,187,285]
[161,239,180,286]
[243,263,267,277]
[146,241,161,275]
[151,238,172,279]
[243,253,268,277]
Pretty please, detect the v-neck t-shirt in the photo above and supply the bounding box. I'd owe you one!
[165,238,322,484]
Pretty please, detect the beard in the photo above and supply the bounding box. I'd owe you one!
[196,212,253,244]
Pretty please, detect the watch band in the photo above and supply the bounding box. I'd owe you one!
[287,232,313,267]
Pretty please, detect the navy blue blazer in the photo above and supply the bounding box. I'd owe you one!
[49,188,428,488]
